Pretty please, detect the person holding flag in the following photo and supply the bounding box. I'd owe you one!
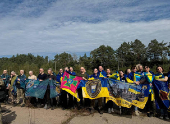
[127,66,142,116]
[142,66,154,117]
[37,68,47,108]
[106,69,112,78]
[89,68,103,114]
[76,67,89,108]
[98,66,107,78]
[56,68,63,107]
[89,68,99,79]
[118,70,127,82]
[44,69,56,110]
[154,66,169,120]
[9,71,17,105]
[60,67,70,110]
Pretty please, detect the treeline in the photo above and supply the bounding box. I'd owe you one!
[0,39,170,76]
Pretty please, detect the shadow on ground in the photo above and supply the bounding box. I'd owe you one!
[1,105,17,124]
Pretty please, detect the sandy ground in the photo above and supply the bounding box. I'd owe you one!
[1,105,170,124]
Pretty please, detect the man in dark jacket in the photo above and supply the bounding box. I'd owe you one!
[44,69,56,110]
[16,70,26,107]
[37,68,47,108]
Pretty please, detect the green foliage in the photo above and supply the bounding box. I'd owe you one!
[0,39,170,76]
[90,45,116,69]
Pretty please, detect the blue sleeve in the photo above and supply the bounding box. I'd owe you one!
[127,73,133,81]
[89,74,93,78]
[103,70,107,77]
[56,75,61,82]
[124,74,127,79]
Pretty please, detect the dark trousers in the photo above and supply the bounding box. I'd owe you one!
[84,98,91,107]
[145,94,153,112]
[30,97,36,105]
[61,90,68,108]
[77,88,83,106]
[44,85,55,107]
[68,93,74,108]
[106,100,113,108]
[5,88,9,102]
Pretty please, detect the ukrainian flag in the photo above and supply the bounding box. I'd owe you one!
[144,73,155,101]
[126,72,142,83]
[109,72,120,80]
[80,77,110,99]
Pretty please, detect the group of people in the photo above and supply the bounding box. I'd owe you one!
[0,64,170,120]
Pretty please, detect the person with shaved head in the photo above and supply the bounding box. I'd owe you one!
[16,70,26,107]
[69,67,76,75]
[98,66,107,77]
[37,68,47,108]
[76,67,89,108]
[27,71,37,107]
[28,71,37,80]
[37,68,47,81]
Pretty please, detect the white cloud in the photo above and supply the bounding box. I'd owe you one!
[0,0,170,57]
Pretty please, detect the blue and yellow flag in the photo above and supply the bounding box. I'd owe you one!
[109,72,120,80]
[126,72,142,83]
[152,80,170,110]
[106,78,150,109]
[80,77,110,99]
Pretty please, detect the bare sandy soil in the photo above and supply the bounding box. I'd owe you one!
[1,105,170,124]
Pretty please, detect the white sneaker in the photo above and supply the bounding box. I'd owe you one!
[135,111,139,116]
[108,108,111,114]
[111,108,114,113]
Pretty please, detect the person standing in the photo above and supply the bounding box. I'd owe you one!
[60,67,70,110]
[98,66,107,77]
[56,69,63,83]
[90,68,103,114]
[142,66,154,117]
[76,67,89,109]
[68,67,76,109]
[37,68,47,108]
[127,66,141,116]
[69,67,76,75]
[9,71,17,105]
[136,64,143,74]
[27,71,37,106]
[118,70,127,82]
[37,68,47,81]
[16,70,26,107]
[154,66,169,120]
[56,69,63,107]
[1,70,10,104]
[106,69,112,78]
[28,71,37,80]
[44,69,56,110]
[90,68,99,79]
[125,69,131,75]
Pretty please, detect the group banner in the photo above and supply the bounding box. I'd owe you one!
[106,78,150,109]
[80,78,110,99]
[60,72,83,101]
[152,80,170,110]
[25,79,59,99]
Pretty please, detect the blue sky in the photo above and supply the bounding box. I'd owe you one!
[0,0,170,59]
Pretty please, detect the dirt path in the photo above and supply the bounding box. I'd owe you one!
[1,105,170,124]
